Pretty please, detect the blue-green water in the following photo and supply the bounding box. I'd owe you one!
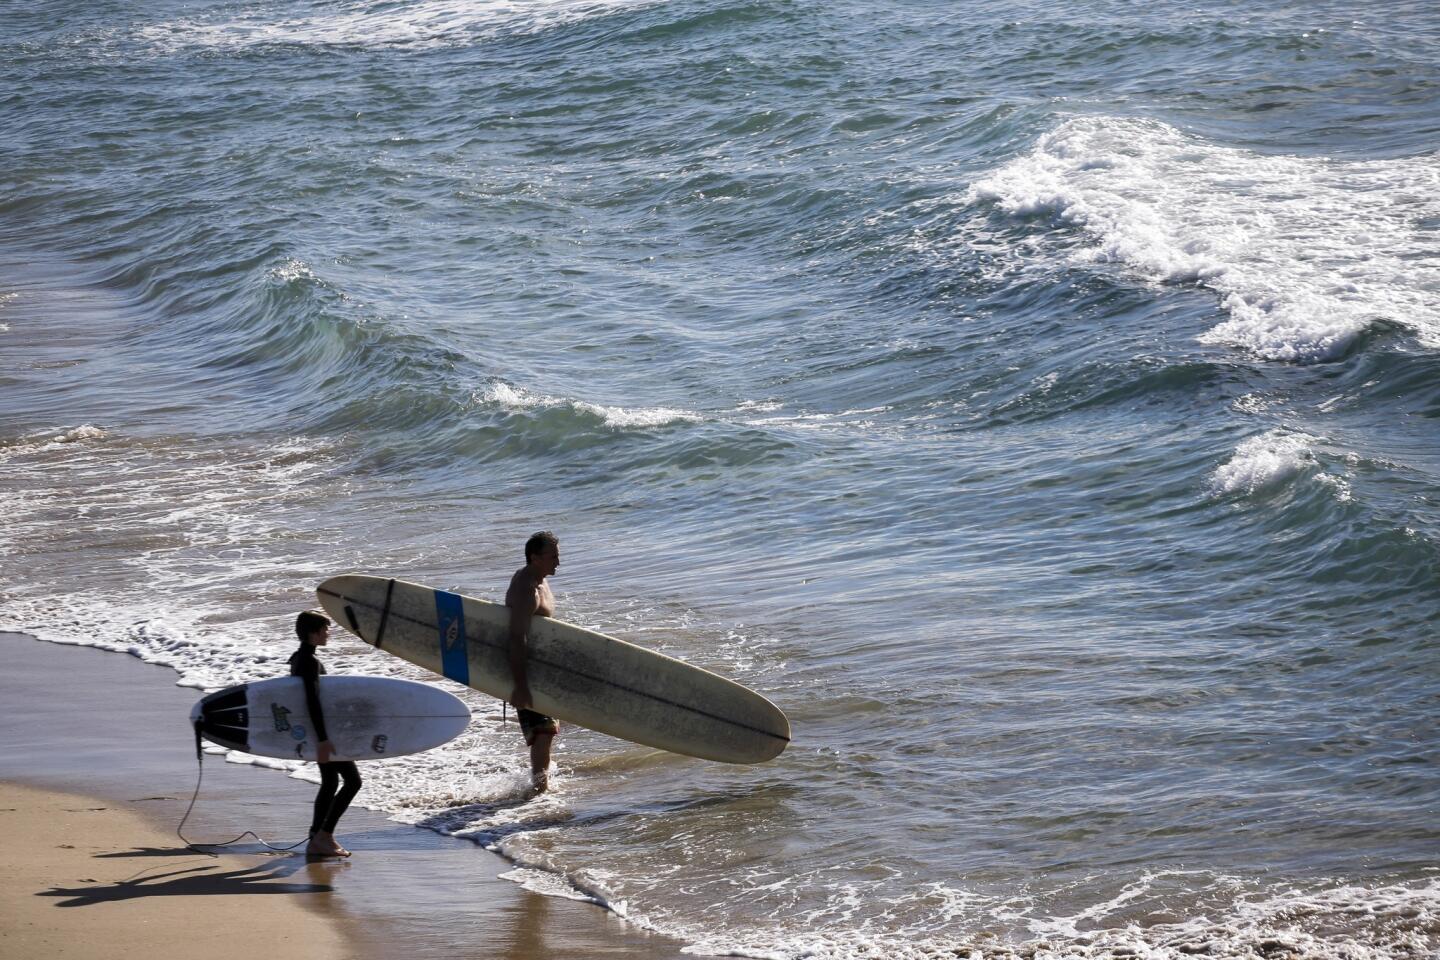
[3,1,1438,956]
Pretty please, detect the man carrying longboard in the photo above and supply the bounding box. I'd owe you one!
[506,531,562,793]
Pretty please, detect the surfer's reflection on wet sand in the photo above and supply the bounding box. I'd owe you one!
[502,889,551,960]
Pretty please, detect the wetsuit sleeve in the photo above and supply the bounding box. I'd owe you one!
[292,651,330,743]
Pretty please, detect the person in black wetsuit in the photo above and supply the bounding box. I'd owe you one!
[290,610,361,858]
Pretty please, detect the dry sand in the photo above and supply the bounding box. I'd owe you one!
[0,781,347,960]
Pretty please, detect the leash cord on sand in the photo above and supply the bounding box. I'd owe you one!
[177,722,307,856]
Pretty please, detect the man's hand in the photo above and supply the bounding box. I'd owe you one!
[509,685,533,710]
[317,740,335,764]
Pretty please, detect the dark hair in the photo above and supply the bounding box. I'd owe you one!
[525,530,559,561]
[295,610,332,641]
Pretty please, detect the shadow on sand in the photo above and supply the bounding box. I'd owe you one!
[39,856,341,907]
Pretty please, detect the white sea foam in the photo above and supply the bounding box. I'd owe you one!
[735,403,893,436]
[266,257,319,286]
[498,866,601,903]
[1231,393,1277,415]
[1210,430,1316,496]
[745,406,890,427]
[138,0,663,51]
[477,380,702,429]
[667,874,1440,960]
[0,424,108,461]
[969,116,1440,362]
[480,385,894,437]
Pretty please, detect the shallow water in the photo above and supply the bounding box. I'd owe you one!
[3,1,1439,956]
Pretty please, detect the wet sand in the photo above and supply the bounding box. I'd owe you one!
[0,632,688,959]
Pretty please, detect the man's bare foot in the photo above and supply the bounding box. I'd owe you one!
[307,831,351,857]
[531,771,549,795]
[306,843,350,857]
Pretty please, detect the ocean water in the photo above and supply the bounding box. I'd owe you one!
[3,1,1439,956]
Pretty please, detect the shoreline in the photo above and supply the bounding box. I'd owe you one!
[0,631,689,960]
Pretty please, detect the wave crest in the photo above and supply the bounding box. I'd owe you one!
[477,380,703,430]
[969,117,1440,363]
[1210,430,1316,497]
[136,0,664,51]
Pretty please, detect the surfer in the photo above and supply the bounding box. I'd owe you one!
[290,610,362,857]
[506,530,562,794]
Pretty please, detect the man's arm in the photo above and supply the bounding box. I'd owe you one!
[506,577,537,710]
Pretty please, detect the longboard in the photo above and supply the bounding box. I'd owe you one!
[317,575,790,764]
[191,675,470,762]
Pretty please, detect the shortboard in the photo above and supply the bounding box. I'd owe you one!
[191,675,470,762]
[316,575,790,764]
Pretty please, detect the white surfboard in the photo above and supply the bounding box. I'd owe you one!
[317,575,790,764]
[190,675,470,762]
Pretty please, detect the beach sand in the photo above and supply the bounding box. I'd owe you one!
[0,632,689,959]
[0,781,347,960]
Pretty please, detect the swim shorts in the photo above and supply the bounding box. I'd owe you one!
[517,708,559,745]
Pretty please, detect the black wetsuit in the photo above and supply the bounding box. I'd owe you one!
[289,642,362,836]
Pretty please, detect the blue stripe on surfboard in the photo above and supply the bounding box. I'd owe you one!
[434,590,470,685]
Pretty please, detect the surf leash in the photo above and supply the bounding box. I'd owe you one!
[175,720,308,856]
